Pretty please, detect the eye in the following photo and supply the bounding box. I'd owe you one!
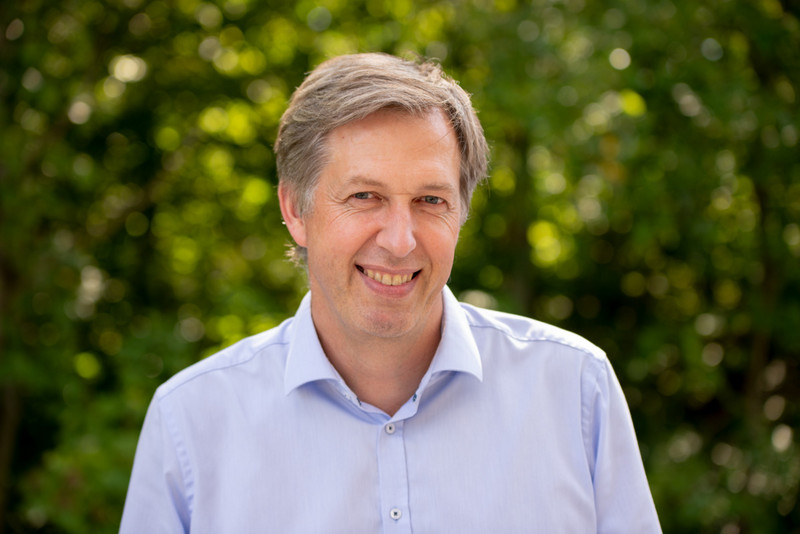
[352,192,373,200]
[422,195,444,205]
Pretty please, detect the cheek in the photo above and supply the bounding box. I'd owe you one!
[424,222,460,257]
[315,212,379,252]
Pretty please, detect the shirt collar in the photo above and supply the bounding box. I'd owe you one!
[282,286,483,396]
[283,292,342,395]
[428,285,483,381]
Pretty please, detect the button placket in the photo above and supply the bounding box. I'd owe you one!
[377,420,410,532]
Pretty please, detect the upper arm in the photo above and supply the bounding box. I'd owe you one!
[120,395,191,533]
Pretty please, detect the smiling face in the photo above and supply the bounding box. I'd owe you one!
[279,109,462,347]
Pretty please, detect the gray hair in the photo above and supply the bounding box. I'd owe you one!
[274,52,489,263]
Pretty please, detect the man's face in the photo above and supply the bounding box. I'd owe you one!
[280,109,462,345]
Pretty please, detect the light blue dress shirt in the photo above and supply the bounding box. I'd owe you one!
[120,287,661,533]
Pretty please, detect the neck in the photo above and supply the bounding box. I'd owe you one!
[314,312,442,417]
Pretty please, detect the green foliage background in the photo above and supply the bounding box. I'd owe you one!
[1,0,799,532]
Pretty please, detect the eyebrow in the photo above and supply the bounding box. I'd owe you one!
[342,176,458,195]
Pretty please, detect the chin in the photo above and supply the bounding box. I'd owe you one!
[358,314,414,339]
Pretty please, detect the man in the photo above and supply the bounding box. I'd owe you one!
[121,53,661,533]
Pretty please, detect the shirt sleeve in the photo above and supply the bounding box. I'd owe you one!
[582,356,662,533]
[120,394,191,533]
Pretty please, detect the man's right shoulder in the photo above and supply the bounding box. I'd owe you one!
[155,315,295,399]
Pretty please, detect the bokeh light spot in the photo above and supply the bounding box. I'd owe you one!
[772,425,793,453]
[74,352,101,380]
[125,211,150,237]
[609,48,631,70]
[701,38,723,61]
[110,55,148,82]
[620,89,646,116]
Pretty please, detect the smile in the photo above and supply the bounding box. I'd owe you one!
[357,266,419,286]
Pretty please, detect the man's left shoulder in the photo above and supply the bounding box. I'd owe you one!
[458,301,606,361]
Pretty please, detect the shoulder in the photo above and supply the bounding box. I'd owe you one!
[459,301,606,363]
[155,316,294,400]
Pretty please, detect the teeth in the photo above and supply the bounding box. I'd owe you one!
[364,269,413,286]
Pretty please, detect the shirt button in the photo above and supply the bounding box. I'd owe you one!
[390,508,402,520]
[385,423,396,434]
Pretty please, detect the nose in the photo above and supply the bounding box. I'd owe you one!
[375,204,417,258]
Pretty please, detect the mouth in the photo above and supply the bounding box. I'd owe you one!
[357,266,421,286]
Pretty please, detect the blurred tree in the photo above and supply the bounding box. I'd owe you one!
[1,0,798,532]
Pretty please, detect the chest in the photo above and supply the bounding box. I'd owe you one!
[183,378,596,533]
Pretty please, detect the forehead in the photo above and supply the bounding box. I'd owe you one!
[332,107,454,142]
[323,109,459,184]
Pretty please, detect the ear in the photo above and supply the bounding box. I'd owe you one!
[278,183,308,247]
